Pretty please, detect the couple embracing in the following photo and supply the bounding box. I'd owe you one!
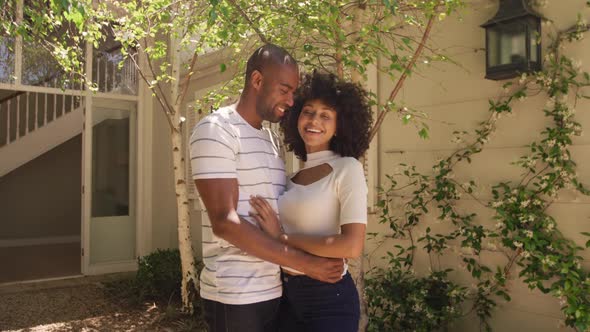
[190,44,373,332]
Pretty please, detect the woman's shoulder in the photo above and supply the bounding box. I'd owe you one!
[328,156,364,174]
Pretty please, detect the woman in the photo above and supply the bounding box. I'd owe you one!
[249,71,373,332]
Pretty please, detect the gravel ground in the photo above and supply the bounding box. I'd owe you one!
[0,276,205,332]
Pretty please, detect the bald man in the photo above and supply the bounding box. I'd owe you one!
[190,44,344,332]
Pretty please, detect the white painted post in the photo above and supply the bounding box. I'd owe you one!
[25,92,29,135]
[61,93,65,117]
[44,92,48,126]
[112,58,116,92]
[15,95,20,141]
[104,58,108,92]
[34,92,38,130]
[52,92,56,122]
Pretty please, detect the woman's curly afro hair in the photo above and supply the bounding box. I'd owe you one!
[281,71,373,161]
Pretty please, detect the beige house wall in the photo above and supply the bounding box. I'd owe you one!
[150,49,235,256]
[368,1,590,331]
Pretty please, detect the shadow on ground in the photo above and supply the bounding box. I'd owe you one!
[0,282,204,331]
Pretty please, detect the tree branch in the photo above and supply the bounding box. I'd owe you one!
[128,47,176,132]
[368,13,437,143]
[226,0,270,44]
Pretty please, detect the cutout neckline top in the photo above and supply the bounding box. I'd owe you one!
[290,150,339,186]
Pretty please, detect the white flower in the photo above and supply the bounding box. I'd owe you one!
[522,251,531,258]
[491,200,503,208]
[521,200,530,208]
[546,139,556,147]
[524,230,534,238]
[542,256,555,266]
[514,241,523,248]
[519,73,528,84]
[495,222,505,229]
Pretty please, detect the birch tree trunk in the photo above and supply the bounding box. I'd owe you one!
[341,5,371,330]
[169,32,198,313]
[170,125,198,312]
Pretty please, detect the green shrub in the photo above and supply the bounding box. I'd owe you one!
[135,248,183,302]
[366,266,467,332]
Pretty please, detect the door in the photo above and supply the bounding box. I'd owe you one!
[82,99,137,275]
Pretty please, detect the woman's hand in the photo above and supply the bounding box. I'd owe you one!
[249,195,283,238]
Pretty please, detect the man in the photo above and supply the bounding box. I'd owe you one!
[190,44,344,332]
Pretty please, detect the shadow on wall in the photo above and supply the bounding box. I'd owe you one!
[0,135,81,241]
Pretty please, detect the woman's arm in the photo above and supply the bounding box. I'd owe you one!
[249,196,366,259]
[280,223,366,259]
[249,159,368,260]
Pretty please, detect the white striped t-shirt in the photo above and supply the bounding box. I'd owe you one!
[189,104,286,305]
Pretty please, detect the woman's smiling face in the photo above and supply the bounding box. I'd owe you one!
[297,99,338,154]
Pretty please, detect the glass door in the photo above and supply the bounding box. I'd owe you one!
[82,101,136,274]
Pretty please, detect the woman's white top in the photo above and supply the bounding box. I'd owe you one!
[278,150,368,275]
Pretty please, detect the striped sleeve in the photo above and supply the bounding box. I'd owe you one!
[190,117,238,179]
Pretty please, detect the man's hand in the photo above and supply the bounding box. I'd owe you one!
[301,255,344,283]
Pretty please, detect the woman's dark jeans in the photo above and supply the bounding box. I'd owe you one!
[279,272,360,332]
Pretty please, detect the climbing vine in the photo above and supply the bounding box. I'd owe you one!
[366,13,590,332]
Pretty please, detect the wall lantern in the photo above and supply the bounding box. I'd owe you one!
[481,0,543,80]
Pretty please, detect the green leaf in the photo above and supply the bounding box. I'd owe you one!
[220,63,227,73]
[419,128,429,139]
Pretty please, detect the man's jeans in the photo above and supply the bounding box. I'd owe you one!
[202,297,280,332]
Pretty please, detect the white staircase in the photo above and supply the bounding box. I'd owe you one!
[0,91,83,177]
[0,50,139,178]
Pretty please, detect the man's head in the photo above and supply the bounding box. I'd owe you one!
[244,44,299,124]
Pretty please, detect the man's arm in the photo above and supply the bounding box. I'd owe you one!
[195,178,344,283]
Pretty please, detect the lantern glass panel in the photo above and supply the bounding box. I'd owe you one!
[530,32,538,62]
[488,21,527,67]
[528,18,540,63]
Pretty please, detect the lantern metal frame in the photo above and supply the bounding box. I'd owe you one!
[481,0,543,80]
